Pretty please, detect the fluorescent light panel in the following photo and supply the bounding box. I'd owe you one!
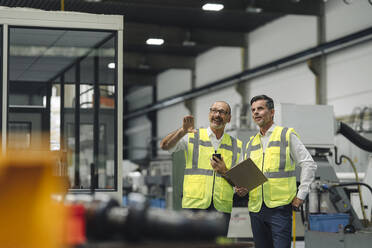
[108,62,115,69]
[146,38,164,45]
[246,7,262,13]
[202,3,224,11]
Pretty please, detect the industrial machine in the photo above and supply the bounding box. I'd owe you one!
[276,103,372,248]
[122,158,173,209]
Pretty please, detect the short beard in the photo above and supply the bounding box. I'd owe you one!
[211,122,224,130]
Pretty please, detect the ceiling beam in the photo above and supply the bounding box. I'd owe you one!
[125,22,247,48]
[101,0,249,10]
[251,0,322,16]
[124,72,157,87]
[124,52,195,71]
[0,0,281,31]
[102,0,320,16]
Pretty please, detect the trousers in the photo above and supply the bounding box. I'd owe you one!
[249,203,292,248]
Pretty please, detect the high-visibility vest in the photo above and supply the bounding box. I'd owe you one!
[182,128,242,213]
[245,126,297,212]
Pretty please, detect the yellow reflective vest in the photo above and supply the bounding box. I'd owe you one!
[245,126,298,212]
[182,128,242,213]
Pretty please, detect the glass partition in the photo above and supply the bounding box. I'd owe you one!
[8,27,117,191]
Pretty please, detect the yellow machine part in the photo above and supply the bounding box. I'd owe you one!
[0,152,67,248]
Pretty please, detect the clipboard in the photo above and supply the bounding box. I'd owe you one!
[223,158,267,191]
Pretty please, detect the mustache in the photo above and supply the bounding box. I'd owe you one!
[212,117,223,121]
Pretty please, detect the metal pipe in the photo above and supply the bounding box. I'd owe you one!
[124,26,372,120]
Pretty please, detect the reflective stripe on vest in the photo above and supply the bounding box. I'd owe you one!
[184,168,226,178]
[189,129,241,170]
[246,127,289,178]
[183,128,242,213]
[246,126,297,211]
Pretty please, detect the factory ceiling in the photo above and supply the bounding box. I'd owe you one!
[0,0,322,91]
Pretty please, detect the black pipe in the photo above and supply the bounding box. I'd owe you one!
[330,182,372,198]
[85,193,227,242]
[338,122,372,152]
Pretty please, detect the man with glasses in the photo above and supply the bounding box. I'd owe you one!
[160,101,242,225]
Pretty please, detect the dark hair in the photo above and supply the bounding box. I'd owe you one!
[250,95,274,110]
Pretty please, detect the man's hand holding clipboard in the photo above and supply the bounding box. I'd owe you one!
[222,158,267,192]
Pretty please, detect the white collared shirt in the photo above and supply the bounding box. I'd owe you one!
[168,126,225,154]
[258,124,317,200]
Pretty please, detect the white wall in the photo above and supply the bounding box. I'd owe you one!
[156,69,193,156]
[157,103,190,138]
[325,0,372,117]
[125,86,153,111]
[249,15,317,68]
[157,103,190,156]
[157,69,192,101]
[245,15,318,118]
[326,0,372,41]
[247,63,316,106]
[195,47,242,87]
[125,115,152,160]
[327,40,372,117]
[125,85,153,160]
[192,47,243,130]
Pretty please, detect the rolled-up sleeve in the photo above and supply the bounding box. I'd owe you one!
[290,133,317,200]
[168,134,188,154]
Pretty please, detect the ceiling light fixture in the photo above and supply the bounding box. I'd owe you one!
[146,38,164,45]
[139,63,150,70]
[182,40,196,47]
[246,7,262,13]
[202,3,224,11]
[108,62,115,69]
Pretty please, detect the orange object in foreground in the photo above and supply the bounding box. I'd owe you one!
[0,152,68,248]
[65,204,87,245]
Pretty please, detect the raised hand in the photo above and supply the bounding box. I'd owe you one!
[182,115,197,133]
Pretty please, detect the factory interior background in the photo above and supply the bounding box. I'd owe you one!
[0,0,371,247]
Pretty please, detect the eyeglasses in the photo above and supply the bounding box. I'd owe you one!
[209,108,229,116]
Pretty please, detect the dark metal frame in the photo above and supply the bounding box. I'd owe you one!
[6,25,118,193]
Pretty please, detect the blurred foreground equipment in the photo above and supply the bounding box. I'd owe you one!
[84,193,228,242]
[0,151,231,247]
[0,151,67,248]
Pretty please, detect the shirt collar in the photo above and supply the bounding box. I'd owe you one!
[259,123,276,137]
[207,126,224,140]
